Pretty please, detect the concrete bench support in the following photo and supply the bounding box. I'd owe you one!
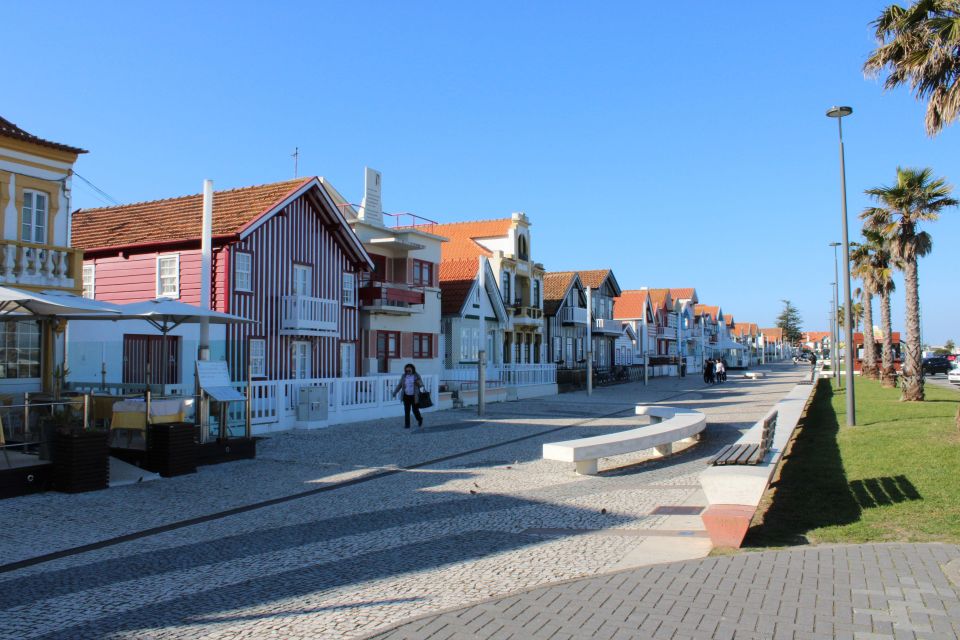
[543,405,706,476]
[744,372,765,380]
[698,379,819,548]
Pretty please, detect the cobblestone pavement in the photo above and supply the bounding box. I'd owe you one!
[2,366,808,639]
[371,544,960,640]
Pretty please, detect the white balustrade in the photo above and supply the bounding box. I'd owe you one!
[0,241,78,288]
[280,295,339,335]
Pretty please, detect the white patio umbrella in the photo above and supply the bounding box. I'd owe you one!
[64,297,255,386]
[0,286,124,317]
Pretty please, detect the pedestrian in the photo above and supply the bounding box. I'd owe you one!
[717,358,727,383]
[392,363,425,429]
[705,359,715,384]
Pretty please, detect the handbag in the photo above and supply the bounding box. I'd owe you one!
[417,389,433,408]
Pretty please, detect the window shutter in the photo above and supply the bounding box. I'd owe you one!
[401,332,413,358]
[432,334,439,358]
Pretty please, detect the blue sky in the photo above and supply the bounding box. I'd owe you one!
[7,1,959,343]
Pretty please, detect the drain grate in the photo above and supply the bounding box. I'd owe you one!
[650,505,704,516]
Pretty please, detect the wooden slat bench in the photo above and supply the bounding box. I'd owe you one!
[709,411,777,466]
[543,405,706,475]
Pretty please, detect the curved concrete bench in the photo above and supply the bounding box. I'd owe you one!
[744,372,765,379]
[543,405,706,475]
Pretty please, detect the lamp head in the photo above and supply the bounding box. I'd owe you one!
[826,106,853,118]
[829,242,841,247]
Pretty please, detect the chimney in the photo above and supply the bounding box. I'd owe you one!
[357,167,384,226]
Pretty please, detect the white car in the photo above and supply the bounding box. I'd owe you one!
[948,362,960,385]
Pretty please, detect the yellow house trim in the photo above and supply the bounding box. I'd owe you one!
[0,152,71,175]
[0,136,80,164]
[0,169,9,238]
[14,174,61,246]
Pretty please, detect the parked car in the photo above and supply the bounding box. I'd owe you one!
[922,356,952,375]
[949,362,960,385]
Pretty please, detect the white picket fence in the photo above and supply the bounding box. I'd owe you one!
[442,363,556,388]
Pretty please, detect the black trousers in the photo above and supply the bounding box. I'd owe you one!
[402,394,422,427]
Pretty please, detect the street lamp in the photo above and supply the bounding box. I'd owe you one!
[826,105,856,426]
[830,242,842,387]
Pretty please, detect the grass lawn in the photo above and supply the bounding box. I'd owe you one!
[745,376,960,547]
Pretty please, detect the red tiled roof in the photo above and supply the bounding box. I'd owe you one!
[73,178,312,250]
[0,115,86,155]
[613,290,649,319]
[694,304,720,322]
[431,219,513,261]
[647,288,672,310]
[804,331,831,342]
[725,315,735,327]
[668,288,696,301]
[543,272,576,302]
[735,323,758,337]
[577,269,610,289]
[760,327,783,341]
[439,259,480,315]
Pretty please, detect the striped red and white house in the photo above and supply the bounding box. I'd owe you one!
[72,177,373,386]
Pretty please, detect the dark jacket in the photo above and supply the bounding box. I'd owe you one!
[393,373,425,403]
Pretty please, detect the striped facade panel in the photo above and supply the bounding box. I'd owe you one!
[226,194,361,381]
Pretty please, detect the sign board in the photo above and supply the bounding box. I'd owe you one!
[196,360,246,402]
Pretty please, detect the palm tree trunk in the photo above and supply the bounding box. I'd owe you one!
[861,290,877,379]
[901,257,924,401]
[880,290,895,388]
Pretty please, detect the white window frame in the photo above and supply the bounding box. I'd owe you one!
[293,264,312,297]
[249,339,266,377]
[342,272,356,306]
[156,254,180,298]
[21,189,48,244]
[235,252,252,293]
[82,264,95,299]
[552,336,562,362]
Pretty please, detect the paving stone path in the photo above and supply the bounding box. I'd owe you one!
[371,544,960,640]
[0,366,823,639]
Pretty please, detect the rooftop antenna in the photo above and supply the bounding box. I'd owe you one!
[292,147,299,178]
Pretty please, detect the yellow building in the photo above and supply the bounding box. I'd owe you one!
[0,116,86,393]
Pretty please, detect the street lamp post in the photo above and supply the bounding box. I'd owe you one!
[826,106,856,426]
[830,242,842,387]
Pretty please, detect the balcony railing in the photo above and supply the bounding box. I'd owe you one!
[657,325,677,339]
[593,318,622,334]
[0,240,83,291]
[511,304,543,325]
[280,295,339,336]
[359,282,425,315]
[559,306,588,325]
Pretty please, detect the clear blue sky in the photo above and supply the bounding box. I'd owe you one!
[7,1,959,343]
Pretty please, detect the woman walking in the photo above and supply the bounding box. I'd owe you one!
[392,363,426,429]
[716,358,726,383]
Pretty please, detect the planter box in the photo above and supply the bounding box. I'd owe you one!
[146,423,197,477]
[0,462,53,499]
[53,430,109,493]
[196,438,257,467]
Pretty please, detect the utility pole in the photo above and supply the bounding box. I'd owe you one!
[292,147,299,178]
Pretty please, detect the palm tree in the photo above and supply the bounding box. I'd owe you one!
[850,241,879,379]
[864,1,960,136]
[862,167,957,400]
[854,230,899,386]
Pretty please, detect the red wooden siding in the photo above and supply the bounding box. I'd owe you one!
[86,247,228,308]
[226,194,361,380]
